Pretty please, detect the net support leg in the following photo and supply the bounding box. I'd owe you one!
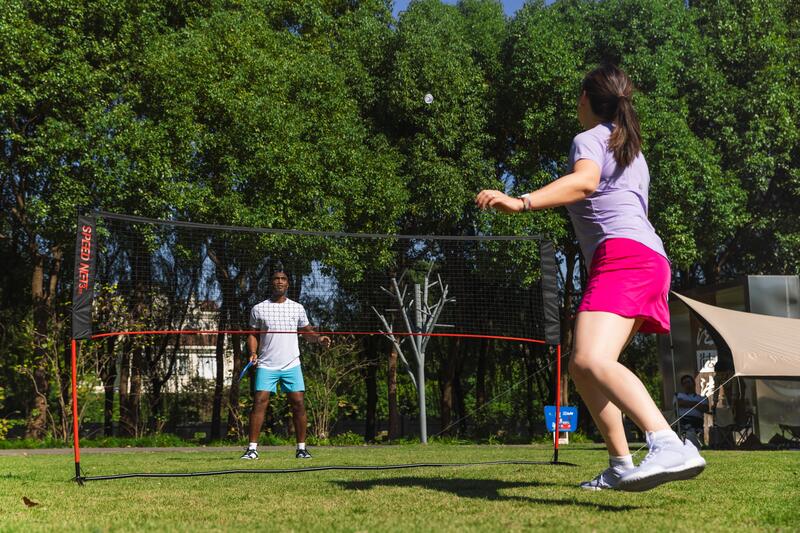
[553,344,561,464]
[71,339,83,485]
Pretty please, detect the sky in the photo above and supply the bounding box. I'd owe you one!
[391,0,530,18]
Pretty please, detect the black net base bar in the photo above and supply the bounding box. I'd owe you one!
[76,459,577,483]
[69,211,565,483]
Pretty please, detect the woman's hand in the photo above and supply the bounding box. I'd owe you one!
[475,190,524,213]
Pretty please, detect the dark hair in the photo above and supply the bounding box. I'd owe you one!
[581,64,642,168]
[680,374,695,384]
[271,261,286,278]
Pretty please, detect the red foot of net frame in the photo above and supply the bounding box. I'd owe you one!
[88,330,548,343]
[75,459,576,483]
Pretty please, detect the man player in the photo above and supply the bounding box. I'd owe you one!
[240,263,330,460]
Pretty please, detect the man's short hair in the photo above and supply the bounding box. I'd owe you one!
[680,374,695,384]
[271,261,286,278]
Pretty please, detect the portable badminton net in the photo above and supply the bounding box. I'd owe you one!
[69,211,564,482]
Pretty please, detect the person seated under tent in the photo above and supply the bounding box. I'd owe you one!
[674,374,709,449]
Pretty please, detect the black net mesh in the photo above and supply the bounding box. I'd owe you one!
[68,212,565,475]
[76,212,558,345]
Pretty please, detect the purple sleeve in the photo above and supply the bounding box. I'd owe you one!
[571,131,606,171]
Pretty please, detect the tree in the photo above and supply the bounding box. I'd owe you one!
[373,265,455,442]
[135,2,407,439]
[303,336,373,440]
[0,0,176,437]
[686,0,800,280]
[502,0,752,412]
[377,0,517,437]
[587,0,748,284]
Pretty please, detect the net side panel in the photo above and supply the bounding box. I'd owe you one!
[539,240,561,345]
[72,215,98,340]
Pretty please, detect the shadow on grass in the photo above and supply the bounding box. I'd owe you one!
[333,477,639,512]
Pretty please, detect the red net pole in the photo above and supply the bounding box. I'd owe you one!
[553,343,562,463]
[71,339,82,483]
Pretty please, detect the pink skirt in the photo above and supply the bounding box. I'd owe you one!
[578,238,671,334]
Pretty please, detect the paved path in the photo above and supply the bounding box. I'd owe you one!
[0,446,269,456]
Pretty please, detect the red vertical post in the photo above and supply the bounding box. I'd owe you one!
[71,339,82,483]
[553,343,562,463]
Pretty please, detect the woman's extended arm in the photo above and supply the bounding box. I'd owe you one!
[476,159,601,213]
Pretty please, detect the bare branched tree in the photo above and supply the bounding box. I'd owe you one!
[372,264,455,443]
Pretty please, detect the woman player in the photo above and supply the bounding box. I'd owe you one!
[476,64,705,492]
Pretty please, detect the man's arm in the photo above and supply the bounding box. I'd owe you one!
[247,306,262,364]
[676,395,709,411]
[299,325,331,348]
[247,333,259,364]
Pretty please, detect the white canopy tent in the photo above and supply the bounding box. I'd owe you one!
[672,292,800,379]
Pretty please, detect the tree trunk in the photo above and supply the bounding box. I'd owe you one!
[118,342,131,436]
[475,338,489,410]
[122,234,151,438]
[387,345,401,440]
[525,346,536,439]
[226,332,244,438]
[210,328,225,441]
[61,340,73,437]
[454,350,467,434]
[439,338,461,435]
[128,346,143,436]
[120,341,144,437]
[363,338,378,442]
[24,254,51,439]
[208,248,239,442]
[101,337,117,436]
[148,354,164,434]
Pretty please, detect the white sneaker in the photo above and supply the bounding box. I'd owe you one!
[617,436,706,492]
[240,448,259,460]
[579,465,628,491]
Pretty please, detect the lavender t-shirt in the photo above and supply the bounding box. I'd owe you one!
[566,123,667,263]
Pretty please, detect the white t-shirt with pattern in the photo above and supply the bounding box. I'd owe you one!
[249,298,309,370]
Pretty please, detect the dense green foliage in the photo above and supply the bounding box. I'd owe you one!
[1,0,797,444]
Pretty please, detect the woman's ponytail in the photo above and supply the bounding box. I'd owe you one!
[581,64,642,169]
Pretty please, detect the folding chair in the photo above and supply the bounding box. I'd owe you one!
[779,424,800,448]
[712,407,753,448]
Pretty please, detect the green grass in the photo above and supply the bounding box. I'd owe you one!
[1,444,798,532]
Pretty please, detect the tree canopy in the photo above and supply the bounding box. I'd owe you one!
[1,0,797,443]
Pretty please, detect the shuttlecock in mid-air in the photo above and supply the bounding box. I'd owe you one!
[423,93,434,105]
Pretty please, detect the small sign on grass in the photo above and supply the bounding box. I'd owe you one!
[544,406,578,433]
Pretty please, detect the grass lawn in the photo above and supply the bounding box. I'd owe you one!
[1,444,798,532]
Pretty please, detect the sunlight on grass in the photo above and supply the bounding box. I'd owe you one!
[1,445,798,531]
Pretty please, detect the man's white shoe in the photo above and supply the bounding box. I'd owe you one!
[240,448,259,460]
[579,465,628,491]
[617,437,706,492]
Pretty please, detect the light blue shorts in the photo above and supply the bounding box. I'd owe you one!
[254,365,305,393]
